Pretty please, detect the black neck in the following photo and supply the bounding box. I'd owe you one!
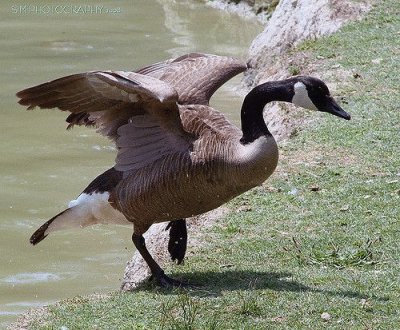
[240,80,294,144]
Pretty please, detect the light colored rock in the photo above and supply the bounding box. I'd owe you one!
[321,312,331,321]
[247,0,371,84]
[205,0,258,21]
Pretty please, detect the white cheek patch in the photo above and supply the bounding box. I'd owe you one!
[292,82,318,110]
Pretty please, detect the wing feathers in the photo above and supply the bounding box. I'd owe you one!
[115,114,191,172]
[17,53,247,173]
[135,53,248,105]
[17,71,181,142]
[17,71,178,113]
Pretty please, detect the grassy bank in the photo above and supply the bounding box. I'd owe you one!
[20,1,399,329]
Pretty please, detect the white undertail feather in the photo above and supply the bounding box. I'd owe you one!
[43,206,96,236]
[45,193,129,236]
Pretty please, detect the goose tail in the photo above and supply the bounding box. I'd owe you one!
[30,206,96,245]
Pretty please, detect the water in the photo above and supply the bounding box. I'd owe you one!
[0,0,261,326]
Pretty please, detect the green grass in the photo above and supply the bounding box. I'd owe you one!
[24,1,400,329]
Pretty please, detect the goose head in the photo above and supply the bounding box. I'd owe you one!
[291,76,350,120]
[240,75,350,144]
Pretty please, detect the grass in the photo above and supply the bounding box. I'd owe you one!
[22,1,400,329]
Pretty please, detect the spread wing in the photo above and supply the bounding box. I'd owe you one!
[136,53,248,105]
[16,53,247,172]
[16,71,191,172]
[16,70,184,140]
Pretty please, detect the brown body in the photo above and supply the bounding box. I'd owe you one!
[112,104,278,233]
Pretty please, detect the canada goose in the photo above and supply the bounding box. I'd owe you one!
[17,53,350,287]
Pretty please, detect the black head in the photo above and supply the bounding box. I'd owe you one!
[291,76,351,120]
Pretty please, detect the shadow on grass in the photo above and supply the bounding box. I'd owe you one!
[133,270,389,302]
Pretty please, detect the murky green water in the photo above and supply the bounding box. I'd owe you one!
[0,0,261,326]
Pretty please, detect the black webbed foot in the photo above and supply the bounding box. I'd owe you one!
[149,272,188,288]
[166,219,187,265]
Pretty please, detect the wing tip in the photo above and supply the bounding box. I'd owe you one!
[17,99,37,110]
[16,88,42,110]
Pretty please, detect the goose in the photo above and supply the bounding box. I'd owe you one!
[16,53,350,287]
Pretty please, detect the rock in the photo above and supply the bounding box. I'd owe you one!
[309,184,320,192]
[236,205,253,212]
[247,0,371,85]
[340,205,350,212]
[204,0,279,23]
[321,312,331,321]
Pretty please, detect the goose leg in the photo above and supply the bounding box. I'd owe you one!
[132,233,184,288]
[166,219,187,264]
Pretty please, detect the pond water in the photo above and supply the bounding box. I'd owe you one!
[0,0,261,326]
